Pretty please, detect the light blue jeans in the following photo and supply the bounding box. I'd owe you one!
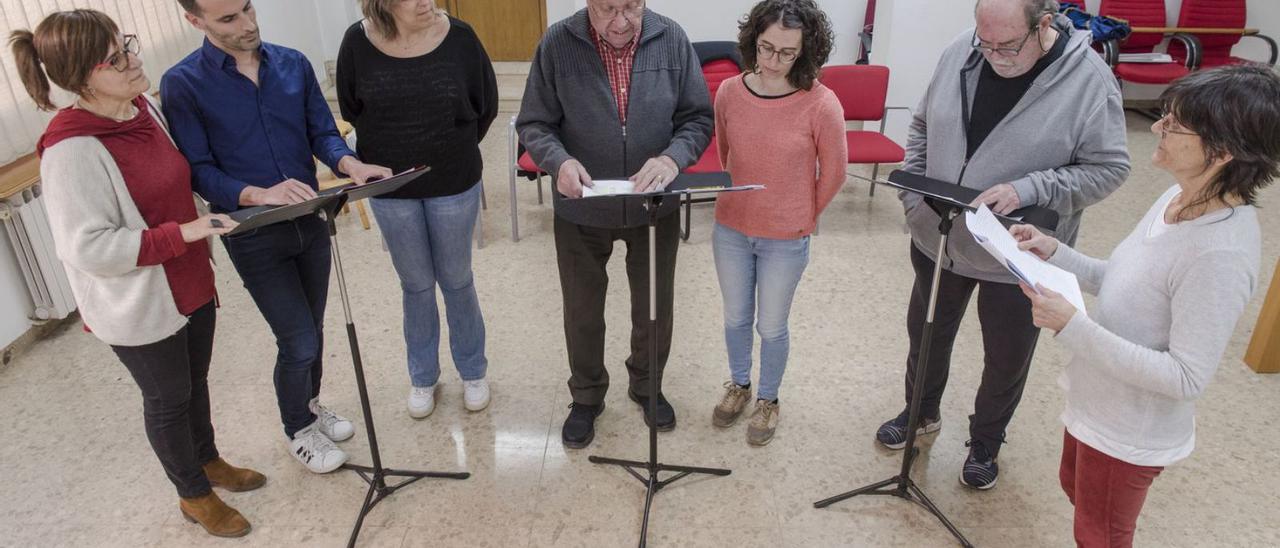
[713,223,810,402]
[370,183,488,387]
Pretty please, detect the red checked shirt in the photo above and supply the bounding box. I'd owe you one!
[590,27,639,125]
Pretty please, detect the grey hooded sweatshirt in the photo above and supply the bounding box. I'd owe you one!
[901,14,1130,283]
[517,9,713,229]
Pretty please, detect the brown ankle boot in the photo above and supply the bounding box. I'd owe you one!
[179,492,251,538]
[203,457,267,492]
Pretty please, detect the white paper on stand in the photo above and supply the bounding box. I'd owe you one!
[966,204,1088,316]
[581,179,639,197]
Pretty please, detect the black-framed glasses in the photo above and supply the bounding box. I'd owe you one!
[95,34,139,72]
[1157,112,1197,138]
[757,42,798,64]
[971,27,1036,57]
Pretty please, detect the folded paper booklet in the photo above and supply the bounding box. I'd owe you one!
[1118,53,1174,63]
[581,179,639,197]
[967,204,1088,316]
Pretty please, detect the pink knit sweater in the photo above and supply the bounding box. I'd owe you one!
[713,74,848,239]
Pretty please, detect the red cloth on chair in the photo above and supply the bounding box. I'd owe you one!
[517,151,542,174]
[1113,62,1191,84]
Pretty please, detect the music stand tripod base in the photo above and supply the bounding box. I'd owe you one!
[812,205,974,548]
[316,191,471,548]
[583,179,744,548]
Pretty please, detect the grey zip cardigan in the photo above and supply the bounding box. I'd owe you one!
[516,8,713,228]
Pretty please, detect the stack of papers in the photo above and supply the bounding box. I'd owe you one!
[581,179,639,197]
[966,205,1088,315]
[1118,53,1174,64]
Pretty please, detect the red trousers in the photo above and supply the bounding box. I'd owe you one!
[1060,430,1164,548]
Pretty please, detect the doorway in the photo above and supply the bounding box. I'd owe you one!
[443,0,547,61]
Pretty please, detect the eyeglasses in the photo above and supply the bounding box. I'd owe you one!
[971,27,1037,57]
[590,2,644,21]
[757,43,798,64]
[1157,112,1197,138]
[95,34,140,72]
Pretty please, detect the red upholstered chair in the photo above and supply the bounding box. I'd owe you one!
[1099,0,1199,86]
[818,64,906,197]
[678,42,742,240]
[1167,0,1277,68]
[507,114,547,242]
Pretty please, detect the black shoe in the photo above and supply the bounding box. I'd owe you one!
[628,390,676,431]
[960,439,999,490]
[561,402,605,449]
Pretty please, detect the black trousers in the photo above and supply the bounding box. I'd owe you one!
[904,244,1040,457]
[554,213,680,406]
[111,300,219,498]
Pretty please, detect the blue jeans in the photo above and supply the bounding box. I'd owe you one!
[222,214,329,438]
[370,183,488,388]
[712,223,810,401]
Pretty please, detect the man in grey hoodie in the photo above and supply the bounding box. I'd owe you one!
[874,0,1130,490]
[516,0,713,449]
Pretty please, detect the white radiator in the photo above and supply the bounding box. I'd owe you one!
[0,183,75,322]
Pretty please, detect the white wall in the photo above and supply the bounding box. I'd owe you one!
[545,0,869,64]
[253,0,330,82]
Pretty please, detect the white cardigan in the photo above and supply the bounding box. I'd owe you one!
[39,98,204,347]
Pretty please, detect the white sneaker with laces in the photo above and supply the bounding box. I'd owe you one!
[289,422,348,474]
[308,398,355,442]
[463,379,490,412]
[408,385,438,419]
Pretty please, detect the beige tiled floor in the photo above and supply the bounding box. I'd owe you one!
[1,111,1277,548]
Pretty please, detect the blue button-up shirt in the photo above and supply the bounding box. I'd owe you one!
[160,39,353,212]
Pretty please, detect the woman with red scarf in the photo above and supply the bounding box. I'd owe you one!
[13,9,260,538]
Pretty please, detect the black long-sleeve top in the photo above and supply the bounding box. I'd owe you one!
[336,18,498,199]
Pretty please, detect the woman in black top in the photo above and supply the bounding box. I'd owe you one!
[337,0,498,419]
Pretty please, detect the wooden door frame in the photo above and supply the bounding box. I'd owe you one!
[443,0,547,29]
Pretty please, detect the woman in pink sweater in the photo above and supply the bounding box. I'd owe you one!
[710,0,847,446]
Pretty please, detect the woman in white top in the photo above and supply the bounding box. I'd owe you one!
[1012,64,1278,548]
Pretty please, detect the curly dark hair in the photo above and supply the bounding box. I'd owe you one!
[737,0,835,91]
[1159,63,1280,219]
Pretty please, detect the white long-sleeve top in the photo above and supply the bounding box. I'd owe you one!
[1050,185,1260,467]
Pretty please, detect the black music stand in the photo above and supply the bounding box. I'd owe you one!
[812,170,1059,548]
[580,172,762,548]
[230,168,471,548]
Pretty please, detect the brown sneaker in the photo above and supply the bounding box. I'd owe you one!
[179,491,251,538]
[712,382,752,427]
[203,457,267,492]
[747,400,779,446]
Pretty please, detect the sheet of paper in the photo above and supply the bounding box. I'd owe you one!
[581,179,638,197]
[966,204,1088,316]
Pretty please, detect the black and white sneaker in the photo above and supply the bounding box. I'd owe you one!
[289,422,349,474]
[960,439,999,490]
[875,409,941,450]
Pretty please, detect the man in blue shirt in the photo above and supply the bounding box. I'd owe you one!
[163,0,392,475]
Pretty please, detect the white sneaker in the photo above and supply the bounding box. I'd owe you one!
[408,385,438,419]
[308,398,355,442]
[463,379,490,412]
[289,423,348,474]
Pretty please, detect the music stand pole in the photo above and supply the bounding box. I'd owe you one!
[321,204,471,548]
[588,193,733,548]
[812,204,974,548]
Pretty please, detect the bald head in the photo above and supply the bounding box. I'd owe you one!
[976,0,1059,29]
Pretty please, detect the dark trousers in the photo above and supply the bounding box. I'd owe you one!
[111,300,218,499]
[223,214,330,438]
[904,244,1040,456]
[554,213,680,406]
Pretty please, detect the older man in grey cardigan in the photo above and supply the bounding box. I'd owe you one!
[517,0,712,449]
[874,0,1131,490]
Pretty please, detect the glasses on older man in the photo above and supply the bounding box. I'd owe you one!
[971,27,1037,57]
[1157,112,1198,138]
[95,34,140,73]
[590,2,645,21]
[757,42,799,64]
